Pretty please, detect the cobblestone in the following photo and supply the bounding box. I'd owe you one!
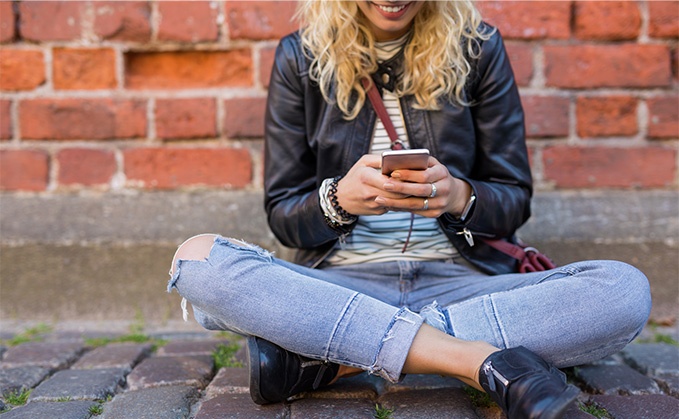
[0,330,676,418]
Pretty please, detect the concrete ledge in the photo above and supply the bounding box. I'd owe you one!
[1,190,677,245]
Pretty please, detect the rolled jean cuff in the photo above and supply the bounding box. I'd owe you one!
[372,307,424,383]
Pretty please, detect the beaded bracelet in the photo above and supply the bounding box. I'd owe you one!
[328,176,356,222]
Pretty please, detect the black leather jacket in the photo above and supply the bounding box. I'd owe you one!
[264,25,532,274]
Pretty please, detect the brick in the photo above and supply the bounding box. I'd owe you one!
[0,149,49,191]
[29,368,125,401]
[123,147,252,189]
[223,97,266,138]
[93,1,151,42]
[576,96,638,138]
[649,1,679,39]
[18,1,84,41]
[156,339,232,357]
[476,1,571,40]
[226,1,298,40]
[101,386,198,419]
[591,394,679,419]
[0,1,15,42]
[53,48,117,90]
[0,366,51,396]
[291,398,379,419]
[621,343,679,375]
[522,95,570,138]
[125,50,253,89]
[647,96,679,139]
[259,45,276,88]
[126,355,213,390]
[542,146,676,188]
[0,341,83,369]
[505,42,533,86]
[155,98,217,140]
[72,343,151,373]
[575,364,661,395]
[19,98,146,140]
[56,148,117,186]
[574,1,641,40]
[0,49,45,91]
[158,1,219,42]
[195,393,286,419]
[0,99,10,139]
[380,388,478,417]
[544,45,671,88]
[0,401,98,419]
[204,368,249,398]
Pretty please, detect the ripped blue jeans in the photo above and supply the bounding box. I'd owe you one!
[168,236,651,382]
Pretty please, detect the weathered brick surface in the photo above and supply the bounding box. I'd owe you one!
[101,385,199,419]
[576,96,638,138]
[477,1,571,40]
[0,366,50,396]
[157,1,219,42]
[223,97,267,138]
[544,45,672,88]
[71,342,151,373]
[53,48,117,90]
[195,393,286,419]
[505,42,533,87]
[56,148,117,187]
[0,1,14,42]
[289,398,377,418]
[648,1,679,38]
[0,401,99,419]
[259,45,277,88]
[379,388,479,418]
[0,342,84,369]
[19,98,146,140]
[522,95,570,138]
[123,147,252,189]
[590,394,679,419]
[225,1,298,40]
[92,1,152,42]
[29,368,125,401]
[155,98,217,140]
[542,146,677,188]
[18,1,84,42]
[647,96,679,139]
[575,364,661,395]
[574,1,641,40]
[0,99,11,139]
[621,343,679,376]
[156,339,231,357]
[204,367,248,398]
[0,149,49,191]
[125,50,253,89]
[126,355,213,390]
[0,49,45,91]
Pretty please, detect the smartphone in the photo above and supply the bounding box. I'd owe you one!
[381,148,430,175]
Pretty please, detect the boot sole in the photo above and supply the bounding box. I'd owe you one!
[246,336,270,405]
[537,384,581,419]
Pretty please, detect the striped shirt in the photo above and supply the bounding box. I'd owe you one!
[326,35,457,266]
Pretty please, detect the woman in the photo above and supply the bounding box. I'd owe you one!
[169,2,651,418]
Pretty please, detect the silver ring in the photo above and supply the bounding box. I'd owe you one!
[429,183,437,198]
[422,198,429,211]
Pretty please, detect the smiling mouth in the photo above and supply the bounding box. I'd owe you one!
[374,2,409,14]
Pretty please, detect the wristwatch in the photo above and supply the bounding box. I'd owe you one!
[459,192,476,222]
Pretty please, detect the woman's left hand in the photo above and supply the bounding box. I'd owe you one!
[374,156,472,218]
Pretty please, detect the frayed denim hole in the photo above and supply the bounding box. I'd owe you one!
[216,236,274,263]
[167,260,183,293]
[420,301,451,335]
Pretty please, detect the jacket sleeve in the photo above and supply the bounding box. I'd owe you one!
[263,34,344,249]
[441,28,533,240]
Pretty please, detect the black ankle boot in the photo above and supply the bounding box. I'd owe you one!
[479,346,580,419]
[246,336,341,405]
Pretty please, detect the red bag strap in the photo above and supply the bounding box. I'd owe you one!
[361,78,404,150]
[482,239,527,261]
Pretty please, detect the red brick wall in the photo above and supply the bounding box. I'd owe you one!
[0,0,677,192]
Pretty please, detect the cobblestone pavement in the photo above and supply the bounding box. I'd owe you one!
[0,326,677,418]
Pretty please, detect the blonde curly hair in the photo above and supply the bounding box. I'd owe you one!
[296,0,492,119]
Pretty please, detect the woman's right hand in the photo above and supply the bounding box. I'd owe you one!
[334,154,400,216]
